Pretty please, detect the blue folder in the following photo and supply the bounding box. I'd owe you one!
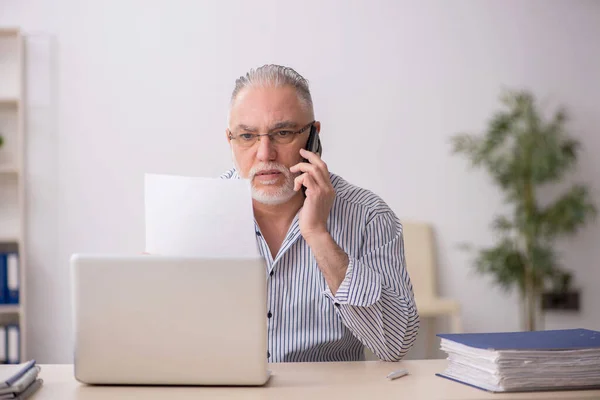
[437,328,600,351]
[435,328,600,393]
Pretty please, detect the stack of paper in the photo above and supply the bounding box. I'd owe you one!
[0,360,42,399]
[436,328,600,393]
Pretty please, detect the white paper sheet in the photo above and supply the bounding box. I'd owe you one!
[144,173,260,258]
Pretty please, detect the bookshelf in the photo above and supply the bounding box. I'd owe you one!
[0,27,26,364]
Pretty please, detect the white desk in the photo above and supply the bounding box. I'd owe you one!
[30,360,600,400]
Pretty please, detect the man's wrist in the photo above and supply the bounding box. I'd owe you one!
[303,229,331,248]
[305,231,349,295]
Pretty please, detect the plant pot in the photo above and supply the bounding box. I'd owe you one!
[541,291,580,311]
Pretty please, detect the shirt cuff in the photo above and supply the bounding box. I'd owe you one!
[323,256,382,307]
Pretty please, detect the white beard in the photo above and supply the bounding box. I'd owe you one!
[232,151,298,205]
[251,173,297,205]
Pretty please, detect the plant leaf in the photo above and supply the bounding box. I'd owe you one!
[491,215,513,235]
[450,134,485,166]
[471,238,525,293]
[539,184,598,238]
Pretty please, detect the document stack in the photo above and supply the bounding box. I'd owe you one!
[0,360,42,399]
[436,328,600,393]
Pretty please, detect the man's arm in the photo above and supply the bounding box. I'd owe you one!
[304,232,349,295]
[317,212,419,362]
[290,148,419,361]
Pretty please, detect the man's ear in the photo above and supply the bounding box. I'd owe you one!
[313,121,321,135]
[225,129,232,144]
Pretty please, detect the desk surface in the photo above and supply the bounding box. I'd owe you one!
[30,360,600,400]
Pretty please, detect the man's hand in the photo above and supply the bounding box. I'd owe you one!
[290,148,335,242]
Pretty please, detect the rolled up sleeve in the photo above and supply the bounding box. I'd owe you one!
[323,212,420,361]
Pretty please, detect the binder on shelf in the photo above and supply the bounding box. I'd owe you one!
[0,324,20,365]
[0,251,18,306]
[0,326,6,364]
[5,253,18,305]
[436,328,600,393]
[0,255,5,304]
[6,325,18,365]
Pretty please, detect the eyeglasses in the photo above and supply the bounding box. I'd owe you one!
[228,121,314,148]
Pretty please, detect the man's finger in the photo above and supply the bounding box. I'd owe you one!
[299,148,328,173]
[291,161,327,188]
[300,173,318,196]
[294,173,307,192]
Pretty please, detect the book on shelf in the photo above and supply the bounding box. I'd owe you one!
[436,328,600,393]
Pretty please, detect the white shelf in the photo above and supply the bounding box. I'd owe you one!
[0,26,26,363]
[0,98,18,107]
[0,305,20,314]
[0,29,19,37]
[0,165,19,175]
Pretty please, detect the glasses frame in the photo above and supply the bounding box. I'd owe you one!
[228,121,315,147]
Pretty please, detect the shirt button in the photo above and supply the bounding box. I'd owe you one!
[269,270,274,276]
[267,311,272,318]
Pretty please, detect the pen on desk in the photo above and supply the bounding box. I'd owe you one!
[386,368,409,380]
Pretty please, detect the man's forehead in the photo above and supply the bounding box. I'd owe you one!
[229,86,309,127]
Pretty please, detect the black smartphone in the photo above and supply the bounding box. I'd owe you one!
[302,125,322,195]
[304,125,322,159]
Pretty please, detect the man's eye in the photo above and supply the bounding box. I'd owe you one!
[276,131,293,137]
[239,134,255,140]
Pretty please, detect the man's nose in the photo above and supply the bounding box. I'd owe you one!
[256,136,277,161]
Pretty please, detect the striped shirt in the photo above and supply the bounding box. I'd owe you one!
[220,168,420,362]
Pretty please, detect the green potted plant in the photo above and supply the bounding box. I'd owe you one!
[451,89,597,331]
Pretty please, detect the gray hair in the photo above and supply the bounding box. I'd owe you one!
[230,64,314,116]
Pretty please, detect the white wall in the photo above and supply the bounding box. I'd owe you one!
[2,0,600,363]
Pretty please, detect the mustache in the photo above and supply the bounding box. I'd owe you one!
[249,162,290,179]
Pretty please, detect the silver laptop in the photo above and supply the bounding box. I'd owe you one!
[70,254,270,386]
